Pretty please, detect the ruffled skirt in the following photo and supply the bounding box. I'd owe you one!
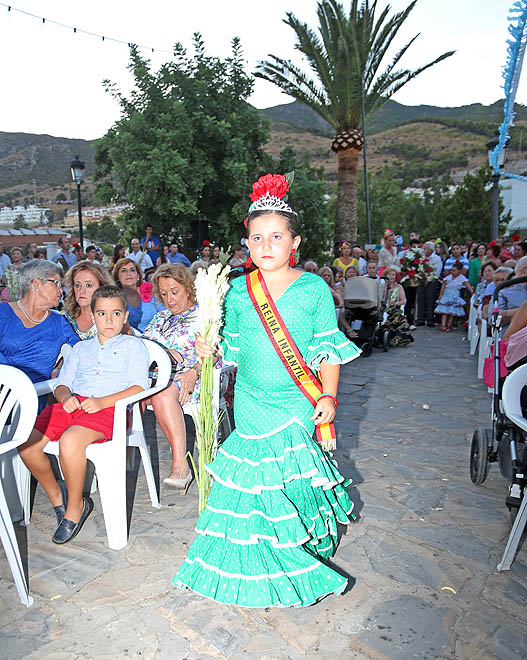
[172,420,354,607]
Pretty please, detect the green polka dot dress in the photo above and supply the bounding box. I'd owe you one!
[173,272,361,607]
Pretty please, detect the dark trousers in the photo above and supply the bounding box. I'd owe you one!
[417,280,439,324]
[403,283,418,325]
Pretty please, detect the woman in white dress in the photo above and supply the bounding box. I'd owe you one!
[378,229,399,276]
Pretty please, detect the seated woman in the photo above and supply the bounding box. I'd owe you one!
[113,257,164,333]
[0,260,80,384]
[62,261,113,339]
[382,265,413,346]
[473,261,497,307]
[142,264,200,489]
[318,266,344,311]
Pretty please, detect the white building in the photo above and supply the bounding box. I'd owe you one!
[0,204,50,226]
[66,204,129,222]
[501,178,527,233]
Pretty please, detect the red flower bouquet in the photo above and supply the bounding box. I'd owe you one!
[399,247,436,284]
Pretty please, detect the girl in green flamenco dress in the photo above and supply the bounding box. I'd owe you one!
[173,174,361,607]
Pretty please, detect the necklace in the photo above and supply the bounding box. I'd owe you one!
[17,300,49,325]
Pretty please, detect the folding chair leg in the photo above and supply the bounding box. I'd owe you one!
[0,486,33,606]
[497,493,527,571]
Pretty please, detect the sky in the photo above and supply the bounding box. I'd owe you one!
[0,0,524,140]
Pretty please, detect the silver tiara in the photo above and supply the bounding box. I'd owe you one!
[248,192,294,214]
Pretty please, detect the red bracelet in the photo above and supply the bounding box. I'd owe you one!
[316,394,338,407]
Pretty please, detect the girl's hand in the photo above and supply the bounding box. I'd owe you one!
[62,395,81,413]
[195,335,215,359]
[174,369,198,406]
[311,398,336,425]
[80,397,105,414]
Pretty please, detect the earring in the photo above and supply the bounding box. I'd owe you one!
[289,248,296,267]
[246,256,252,268]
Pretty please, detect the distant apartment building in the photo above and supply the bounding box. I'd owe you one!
[66,204,129,222]
[0,204,50,226]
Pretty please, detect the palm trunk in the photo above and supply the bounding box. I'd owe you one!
[335,147,360,244]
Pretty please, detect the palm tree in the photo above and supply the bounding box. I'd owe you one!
[255,0,454,243]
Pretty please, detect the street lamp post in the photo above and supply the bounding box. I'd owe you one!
[70,155,86,248]
[487,138,507,242]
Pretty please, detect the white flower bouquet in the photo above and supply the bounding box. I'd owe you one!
[189,261,231,513]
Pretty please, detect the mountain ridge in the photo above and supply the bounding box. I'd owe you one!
[0,99,521,198]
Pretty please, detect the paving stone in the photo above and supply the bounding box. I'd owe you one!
[358,595,452,660]
[493,625,527,660]
[403,486,447,514]
[401,524,491,562]
[390,462,436,481]
[504,577,527,607]
[358,534,443,588]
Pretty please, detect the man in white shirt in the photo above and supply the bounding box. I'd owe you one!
[416,241,442,326]
[85,245,101,265]
[51,236,77,272]
[128,238,154,274]
[353,246,367,275]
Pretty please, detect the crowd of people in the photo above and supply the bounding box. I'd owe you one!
[2,198,527,604]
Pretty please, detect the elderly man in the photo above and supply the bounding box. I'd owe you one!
[303,260,318,273]
[128,238,154,274]
[497,256,527,333]
[353,246,367,274]
[416,241,443,326]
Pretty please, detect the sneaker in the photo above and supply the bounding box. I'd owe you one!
[409,324,416,330]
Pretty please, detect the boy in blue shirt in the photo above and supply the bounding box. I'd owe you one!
[19,286,151,544]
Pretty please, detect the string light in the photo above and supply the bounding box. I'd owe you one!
[0,2,172,55]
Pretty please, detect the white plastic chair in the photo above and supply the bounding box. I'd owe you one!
[31,339,171,550]
[477,318,492,379]
[497,364,527,570]
[468,295,480,355]
[0,366,38,607]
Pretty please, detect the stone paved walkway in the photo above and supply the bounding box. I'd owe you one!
[0,327,526,659]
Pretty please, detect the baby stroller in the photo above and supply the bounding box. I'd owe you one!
[470,277,527,569]
[342,277,385,356]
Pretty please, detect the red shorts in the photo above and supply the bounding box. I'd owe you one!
[34,396,115,444]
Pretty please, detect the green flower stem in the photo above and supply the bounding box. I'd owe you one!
[188,320,223,514]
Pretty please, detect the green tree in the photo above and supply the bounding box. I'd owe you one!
[13,214,27,229]
[95,36,271,247]
[423,166,511,243]
[355,171,427,243]
[55,192,67,202]
[85,222,99,242]
[274,147,333,264]
[255,0,454,243]
[98,216,121,244]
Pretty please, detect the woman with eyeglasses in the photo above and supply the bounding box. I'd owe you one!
[0,260,80,385]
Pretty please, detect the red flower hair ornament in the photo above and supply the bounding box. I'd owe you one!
[512,234,521,242]
[245,173,295,226]
[202,240,210,247]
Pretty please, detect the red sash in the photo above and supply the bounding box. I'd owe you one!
[246,269,336,450]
